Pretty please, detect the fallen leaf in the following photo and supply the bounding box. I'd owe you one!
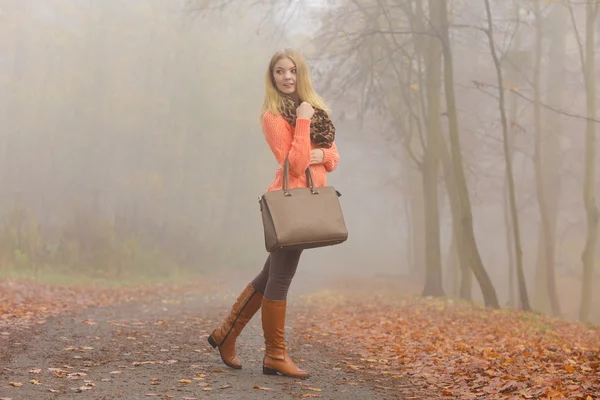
[292,280,600,400]
[179,379,191,384]
[499,380,518,393]
[8,382,22,387]
[518,390,534,399]
[253,385,273,391]
[66,372,87,379]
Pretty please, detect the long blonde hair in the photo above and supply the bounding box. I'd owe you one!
[260,48,330,122]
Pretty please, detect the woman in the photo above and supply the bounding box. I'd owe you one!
[207,48,340,379]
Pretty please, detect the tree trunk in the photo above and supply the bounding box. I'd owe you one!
[532,0,561,317]
[503,4,527,310]
[438,0,498,307]
[409,172,426,277]
[504,185,516,307]
[404,197,414,275]
[445,232,460,297]
[440,134,471,300]
[535,4,566,313]
[579,2,598,322]
[505,62,518,309]
[483,0,529,311]
[420,0,444,297]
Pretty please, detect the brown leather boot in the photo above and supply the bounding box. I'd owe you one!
[208,283,263,369]
[261,298,310,379]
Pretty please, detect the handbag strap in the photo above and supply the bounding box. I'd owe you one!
[283,156,317,194]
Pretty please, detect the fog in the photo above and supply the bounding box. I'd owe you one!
[0,0,598,323]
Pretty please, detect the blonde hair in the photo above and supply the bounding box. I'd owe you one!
[260,48,330,122]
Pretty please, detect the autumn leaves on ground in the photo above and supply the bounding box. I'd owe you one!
[1,274,599,399]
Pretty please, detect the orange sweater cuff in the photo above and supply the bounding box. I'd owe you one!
[321,149,333,166]
[295,118,311,136]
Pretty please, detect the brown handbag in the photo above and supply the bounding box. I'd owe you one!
[258,156,348,252]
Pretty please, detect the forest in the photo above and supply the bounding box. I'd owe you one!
[2,0,597,320]
[1,1,599,399]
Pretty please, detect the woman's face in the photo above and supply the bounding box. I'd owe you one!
[272,57,297,96]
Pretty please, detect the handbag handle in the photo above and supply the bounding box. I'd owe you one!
[282,156,318,195]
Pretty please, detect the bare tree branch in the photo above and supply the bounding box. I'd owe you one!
[472,80,600,124]
[566,2,586,76]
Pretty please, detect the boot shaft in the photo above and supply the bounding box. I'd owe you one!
[212,284,263,344]
[261,298,287,353]
[260,297,310,378]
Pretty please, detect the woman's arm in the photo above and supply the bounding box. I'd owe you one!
[321,142,340,172]
[262,112,311,178]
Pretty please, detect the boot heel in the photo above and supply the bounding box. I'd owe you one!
[263,365,279,376]
[207,335,218,348]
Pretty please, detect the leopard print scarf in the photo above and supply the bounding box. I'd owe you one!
[279,96,335,149]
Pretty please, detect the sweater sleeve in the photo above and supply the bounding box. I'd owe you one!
[262,112,311,178]
[321,142,340,172]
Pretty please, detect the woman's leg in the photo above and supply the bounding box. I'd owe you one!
[260,249,309,378]
[250,255,271,294]
[208,256,270,369]
[263,250,302,300]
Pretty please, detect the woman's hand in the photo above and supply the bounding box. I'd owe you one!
[310,148,324,164]
[297,102,314,120]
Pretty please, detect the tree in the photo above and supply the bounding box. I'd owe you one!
[483,0,530,311]
[532,0,561,316]
[420,0,444,297]
[568,0,599,322]
[533,3,567,315]
[438,0,499,307]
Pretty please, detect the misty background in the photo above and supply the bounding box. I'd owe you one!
[0,0,598,323]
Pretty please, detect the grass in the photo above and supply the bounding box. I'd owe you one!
[0,267,211,288]
[587,322,600,331]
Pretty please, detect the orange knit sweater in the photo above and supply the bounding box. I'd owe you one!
[262,110,340,192]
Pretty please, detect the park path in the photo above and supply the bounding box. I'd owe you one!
[1,275,408,399]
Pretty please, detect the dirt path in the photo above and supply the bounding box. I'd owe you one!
[0,282,405,399]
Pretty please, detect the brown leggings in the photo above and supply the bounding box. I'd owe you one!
[251,250,303,300]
